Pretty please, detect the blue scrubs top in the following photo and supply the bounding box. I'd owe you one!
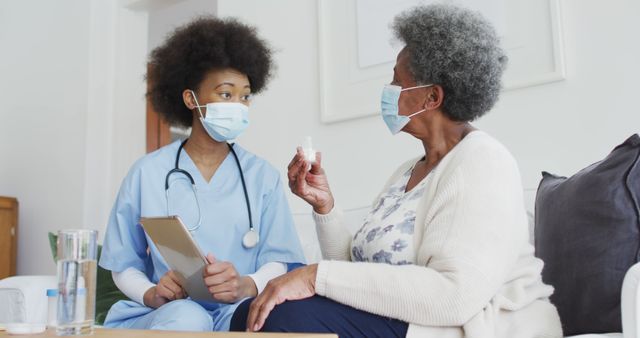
[99,140,305,330]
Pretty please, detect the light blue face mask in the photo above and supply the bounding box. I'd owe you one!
[191,90,250,142]
[381,84,433,135]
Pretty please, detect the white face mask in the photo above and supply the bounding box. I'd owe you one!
[191,90,250,142]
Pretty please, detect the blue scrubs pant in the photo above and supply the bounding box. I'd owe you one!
[230,295,408,337]
[105,300,213,331]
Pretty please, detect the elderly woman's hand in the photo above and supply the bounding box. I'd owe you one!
[287,147,334,214]
[246,264,318,332]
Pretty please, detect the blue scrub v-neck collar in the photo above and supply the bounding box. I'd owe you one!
[177,143,235,191]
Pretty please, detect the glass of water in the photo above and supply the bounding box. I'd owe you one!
[56,229,97,336]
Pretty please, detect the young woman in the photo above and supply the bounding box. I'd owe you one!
[99,17,305,332]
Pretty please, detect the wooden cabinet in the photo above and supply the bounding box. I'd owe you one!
[0,197,18,279]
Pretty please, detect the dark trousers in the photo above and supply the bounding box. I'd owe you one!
[230,295,408,338]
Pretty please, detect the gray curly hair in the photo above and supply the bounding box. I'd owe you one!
[392,4,507,121]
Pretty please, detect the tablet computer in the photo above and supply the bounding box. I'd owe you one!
[139,216,212,302]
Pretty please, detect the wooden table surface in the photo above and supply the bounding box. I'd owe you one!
[0,328,337,338]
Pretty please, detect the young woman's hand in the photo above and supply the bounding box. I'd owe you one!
[143,270,186,308]
[246,264,317,332]
[203,253,257,303]
[287,147,334,214]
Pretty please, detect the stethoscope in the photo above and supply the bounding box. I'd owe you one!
[164,139,259,249]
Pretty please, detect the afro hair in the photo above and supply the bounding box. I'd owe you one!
[392,4,508,121]
[147,16,274,127]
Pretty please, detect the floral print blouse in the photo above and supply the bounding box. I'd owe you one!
[351,163,428,265]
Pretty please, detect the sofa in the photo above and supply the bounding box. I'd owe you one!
[1,205,636,337]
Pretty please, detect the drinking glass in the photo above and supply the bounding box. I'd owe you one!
[56,229,97,336]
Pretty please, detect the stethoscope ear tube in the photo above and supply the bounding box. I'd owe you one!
[165,139,258,248]
[165,167,195,190]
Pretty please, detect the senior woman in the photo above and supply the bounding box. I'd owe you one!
[231,4,562,338]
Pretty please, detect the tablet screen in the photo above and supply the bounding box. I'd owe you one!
[140,216,212,301]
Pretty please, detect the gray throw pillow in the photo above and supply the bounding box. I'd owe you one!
[535,133,640,335]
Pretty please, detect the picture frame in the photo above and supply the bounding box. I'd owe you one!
[317,0,566,123]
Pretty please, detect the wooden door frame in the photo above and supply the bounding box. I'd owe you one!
[146,102,171,153]
[145,63,172,153]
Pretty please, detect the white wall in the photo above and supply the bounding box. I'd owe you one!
[2,0,221,275]
[148,0,216,51]
[82,0,148,237]
[0,0,91,274]
[477,0,640,196]
[218,0,640,215]
[0,0,214,275]
[0,0,151,275]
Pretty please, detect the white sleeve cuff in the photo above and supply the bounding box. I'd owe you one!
[315,260,330,296]
[248,262,287,294]
[312,206,340,225]
[112,267,155,305]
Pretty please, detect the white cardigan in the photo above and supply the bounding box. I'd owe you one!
[313,131,563,338]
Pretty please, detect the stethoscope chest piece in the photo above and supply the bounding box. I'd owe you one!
[242,228,259,249]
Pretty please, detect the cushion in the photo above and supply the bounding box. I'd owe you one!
[535,134,640,335]
[48,233,128,325]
